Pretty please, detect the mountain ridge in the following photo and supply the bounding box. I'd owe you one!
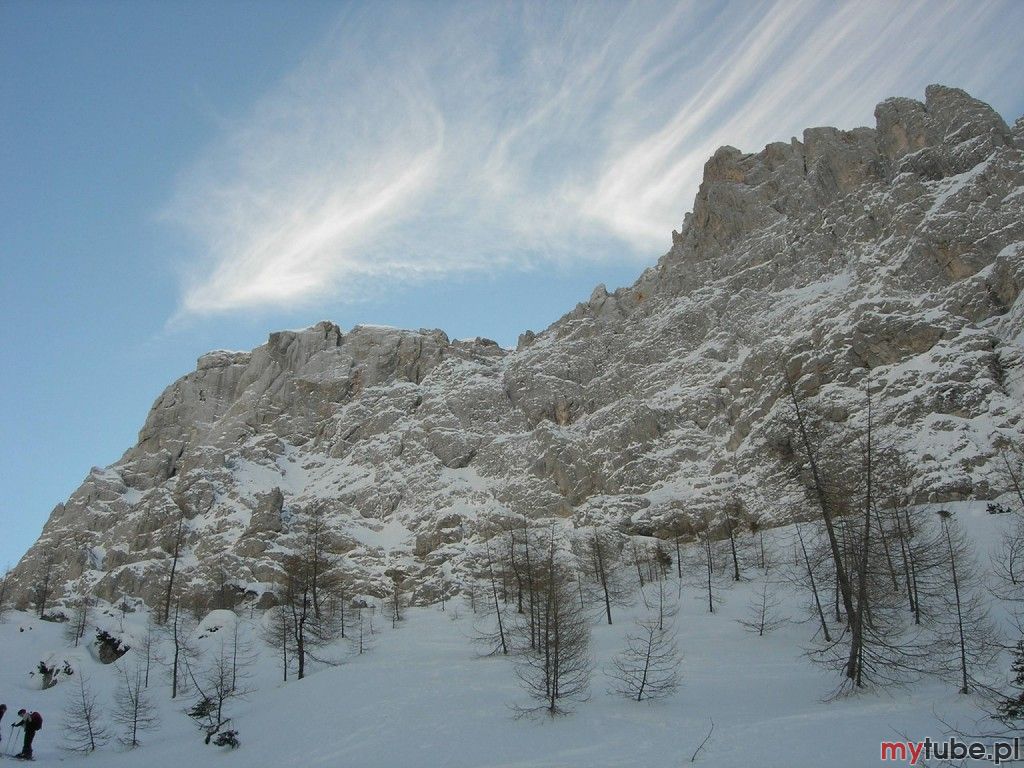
[7,84,1023,612]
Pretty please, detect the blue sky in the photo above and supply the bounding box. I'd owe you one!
[1,0,1022,569]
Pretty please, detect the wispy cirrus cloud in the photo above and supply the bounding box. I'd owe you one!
[166,0,1024,317]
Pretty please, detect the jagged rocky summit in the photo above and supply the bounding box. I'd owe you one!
[9,85,1024,610]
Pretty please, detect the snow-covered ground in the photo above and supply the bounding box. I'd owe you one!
[0,501,1018,767]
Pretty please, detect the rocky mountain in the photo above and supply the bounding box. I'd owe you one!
[8,85,1023,611]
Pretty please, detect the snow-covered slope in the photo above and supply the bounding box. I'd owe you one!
[6,85,1024,611]
[0,502,1018,767]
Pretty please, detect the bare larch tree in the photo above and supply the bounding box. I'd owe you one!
[608,618,681,701]
[514,529,592,716]
[113,661,159,747]
[63,671,109,753]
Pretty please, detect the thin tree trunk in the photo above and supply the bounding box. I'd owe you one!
[943,521,970,694]
[834,562,842,624]
[522,523,537,650]
[892,507,916,614]
[594,533,613,625]
[705,536,714,613]
[171,601,181,699]
[786,374,857,638]
[487,545,508,655]
[797,524,831,642]
[850,383,874,687]
[544,535,555,710]
[510,531,524,614]
[633,542,645,588]
[904,508,921,625]
[728,516,741,582]
[163,518,184,624]
[873,505,899,592]
[637,632,653,701]
[281,610,289,682]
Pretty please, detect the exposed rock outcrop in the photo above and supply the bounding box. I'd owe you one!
[8,86,1024,610]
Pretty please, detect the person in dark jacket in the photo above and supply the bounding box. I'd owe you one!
[0,704,6,744]
[12,709,42,759]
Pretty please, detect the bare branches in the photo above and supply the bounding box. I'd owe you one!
[33,547,57,619]
[789,523,832,642]
[188,625,254,746]
[783,371,945,692]
[62,671,108,753]
[784,371,856,646]
[164,598,200,699]
[738,570,785,637]
[261,605,295,682]
[275,511,349,679]
[639,573,679,632]
[688,517,723,615]
[513,529,593,717]
[113,662,158,748]
[995,443,1024,513]
[990,516,1024,620]
[929,511,1000,694]
[162,515,187,625]
[579,529,631,625]
[469,542,511,657]
[607,619,681,701]
[995,637,1024,729]
[64,577,94,647]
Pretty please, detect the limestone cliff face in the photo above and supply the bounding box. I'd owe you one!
[9,85,1024,610]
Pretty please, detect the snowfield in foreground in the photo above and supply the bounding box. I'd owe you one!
[0,501,1018,768]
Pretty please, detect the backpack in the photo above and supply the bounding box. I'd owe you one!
[30,712,42,730]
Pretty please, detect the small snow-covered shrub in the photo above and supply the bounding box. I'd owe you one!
[213,730,240,749]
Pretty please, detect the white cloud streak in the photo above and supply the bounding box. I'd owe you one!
[167,0,1024,316]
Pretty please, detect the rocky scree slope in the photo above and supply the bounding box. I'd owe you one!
[9,85,1024,610]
